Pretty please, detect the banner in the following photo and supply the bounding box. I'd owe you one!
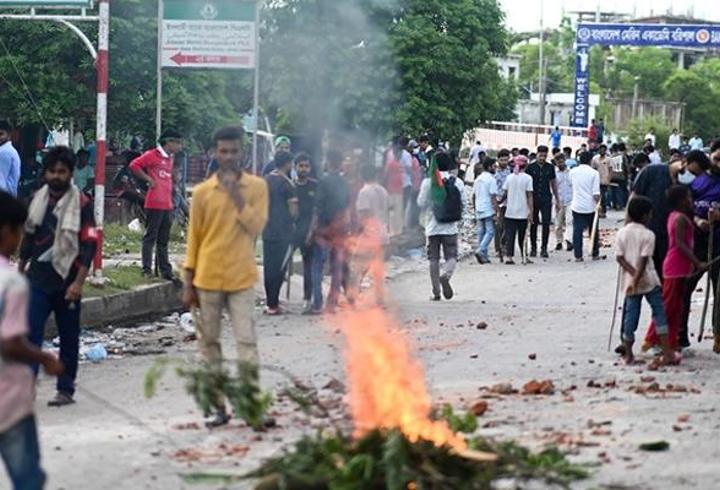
[576,23,720,48]
[572,45,590,128]
[571,23,720,127]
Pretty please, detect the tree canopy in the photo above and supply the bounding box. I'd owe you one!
[0,0,517,151]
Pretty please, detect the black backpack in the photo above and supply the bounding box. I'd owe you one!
[432,176,463,223]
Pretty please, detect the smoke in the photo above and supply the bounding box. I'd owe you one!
[261,0,402,162]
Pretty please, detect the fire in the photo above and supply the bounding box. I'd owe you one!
[338,305,467,451]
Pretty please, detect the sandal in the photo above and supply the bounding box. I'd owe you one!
[48,391,75,407]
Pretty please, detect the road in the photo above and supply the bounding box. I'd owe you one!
[21,211,720,490]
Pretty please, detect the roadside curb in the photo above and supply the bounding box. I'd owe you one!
[45,281,183,337]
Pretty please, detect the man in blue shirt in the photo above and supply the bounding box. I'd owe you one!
[549,126,562,150]
[563,147,577,169]
[0,121,20,197]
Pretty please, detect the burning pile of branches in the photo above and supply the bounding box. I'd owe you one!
[245,306,587,489]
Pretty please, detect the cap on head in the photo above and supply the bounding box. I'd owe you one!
[274,135,291,148]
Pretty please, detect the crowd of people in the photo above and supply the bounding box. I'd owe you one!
[3,113,720,487]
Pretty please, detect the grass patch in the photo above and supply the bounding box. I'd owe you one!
[103,222,186,258]
[84,265,163,297]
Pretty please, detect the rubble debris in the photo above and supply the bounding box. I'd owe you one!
[522,380,555,395]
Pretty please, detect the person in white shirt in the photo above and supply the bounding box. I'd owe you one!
[689,134,704,151]
[668,128,681,151]
[569,152,601,262]
[472,158,498,264]
[417,151,467,301]
[501,155,533,265]
[553,153,573,252]
[468,140,485,165]
[644,144,662,165]
[644,128,656,147]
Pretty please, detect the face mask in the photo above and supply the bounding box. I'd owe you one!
[678,171,696,185]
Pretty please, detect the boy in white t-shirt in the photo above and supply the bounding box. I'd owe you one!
[615,196,677,366]
[0,191,63,489]
[501,155,534,265]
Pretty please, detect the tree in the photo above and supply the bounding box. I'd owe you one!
[663,67,719,141]
[0,0,249,150]
[261,0,517,148]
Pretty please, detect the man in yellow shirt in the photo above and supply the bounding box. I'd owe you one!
[182,126,268,427]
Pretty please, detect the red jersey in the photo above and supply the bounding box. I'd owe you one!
[129,147,174,210]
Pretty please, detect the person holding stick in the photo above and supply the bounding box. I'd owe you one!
[643,185,707,352]
[679,146,720,350]
[615,196,678,366]
[569,152,601,262]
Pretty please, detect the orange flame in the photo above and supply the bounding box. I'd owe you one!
[339,307,466,451]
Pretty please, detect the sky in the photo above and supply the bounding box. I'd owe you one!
[499,0,720,33]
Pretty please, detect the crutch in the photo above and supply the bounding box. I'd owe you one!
[698,222,714,343]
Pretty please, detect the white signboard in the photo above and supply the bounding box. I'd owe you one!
[161,0,256,70]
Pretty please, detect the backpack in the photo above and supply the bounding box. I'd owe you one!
[432,176,463,223]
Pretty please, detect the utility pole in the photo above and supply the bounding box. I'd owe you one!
[538,0,545,126]
[632,76,640,119]
[155,0,163,140]
[94,0,109,272]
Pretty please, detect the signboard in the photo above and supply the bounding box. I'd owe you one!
[0,0,91,6]
[161,0,256,70]
[577,23,720,48]
[571,23,720,127]
[572,45,590,128]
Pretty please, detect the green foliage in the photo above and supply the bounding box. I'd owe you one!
[626,116,670,153]
[246,429,590,489]
[144,359,273,430]
[0,0,250,148]
[663,62,720,141]
[440,404,478,434]
[262,0,517,146]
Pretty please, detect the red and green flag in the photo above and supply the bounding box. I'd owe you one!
[429,153,446,205]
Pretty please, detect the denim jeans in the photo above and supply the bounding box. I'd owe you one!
[610,183,628,210]
[572,211,600,259]
[622,286,668,343]
[28,285,80,395]
[311,243,344,311]
[0,415,45,490]
[476,215,495,260]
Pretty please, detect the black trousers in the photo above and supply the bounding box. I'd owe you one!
[142,209,172,276]
[263,239,292,309]
[530,200,552,251]
[296,243,314,301]
[680,232,720,344]
[504,217,528,259]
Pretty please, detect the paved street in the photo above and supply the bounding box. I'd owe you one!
[22,212,720,490]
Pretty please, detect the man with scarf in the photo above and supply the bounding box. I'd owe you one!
[18,146,97,407]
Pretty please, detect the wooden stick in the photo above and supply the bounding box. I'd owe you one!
[455,448,499,463]
[699,222,713,343]
[608,264,622,351]
[588,201,601,259]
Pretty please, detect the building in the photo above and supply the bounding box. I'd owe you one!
[494,55,521,82]
[517,92,600,127]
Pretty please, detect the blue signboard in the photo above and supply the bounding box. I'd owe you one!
[577,23,720,48]
[572,45,590,128]
[571,23,720,128]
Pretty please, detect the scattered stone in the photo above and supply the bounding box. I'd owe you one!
[476,322,488,330]
[522,379,554,395]
[323,378,346,394]
[489,383,516,395]
[469,401,489,416]
[528,353,537,360]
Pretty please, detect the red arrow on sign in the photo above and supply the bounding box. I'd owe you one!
[170,52,250,66]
